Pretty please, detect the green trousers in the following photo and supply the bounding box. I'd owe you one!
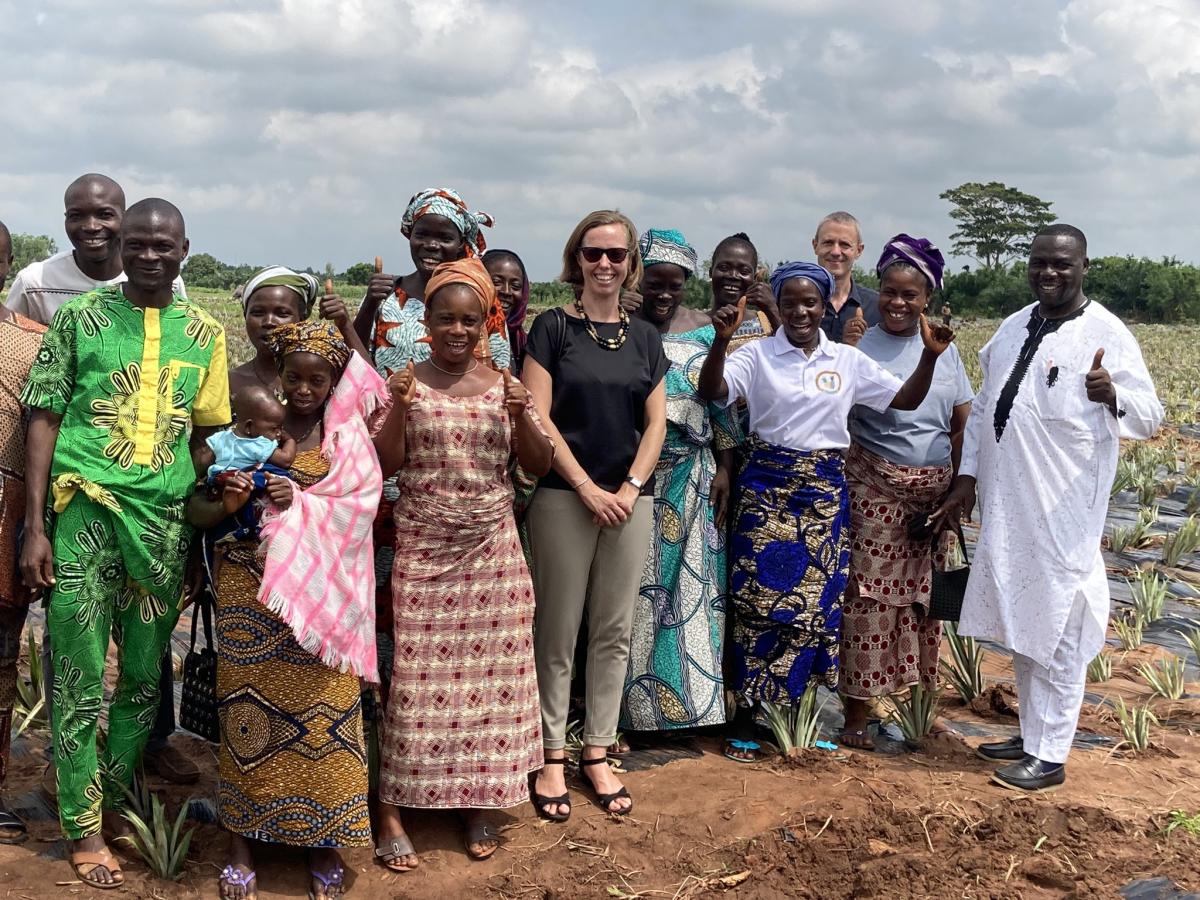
[47,494,184,839]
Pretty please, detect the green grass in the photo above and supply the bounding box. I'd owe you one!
[190,281,1200,403]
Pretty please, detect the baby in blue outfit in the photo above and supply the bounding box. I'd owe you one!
[194,384,296,478]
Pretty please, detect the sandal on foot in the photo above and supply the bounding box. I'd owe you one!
[70,849,124,890]
[724,739,764,763]
[308,862,344,900]
[374,834,419,872]
[579,756,633,816]
[0,807,28,845]
[219,864,258,899]
[530,758,570,822]
[464,819,501,861]
[839,728,876,751]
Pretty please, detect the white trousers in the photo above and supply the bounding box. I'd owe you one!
[1011,592,1088,765]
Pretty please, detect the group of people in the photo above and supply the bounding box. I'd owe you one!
[0,175,1164,898]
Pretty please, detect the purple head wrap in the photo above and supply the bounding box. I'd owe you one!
[876,234,946,290]
[769,261,835,303]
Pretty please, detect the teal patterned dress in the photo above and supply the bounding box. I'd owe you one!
[621,325,736,731]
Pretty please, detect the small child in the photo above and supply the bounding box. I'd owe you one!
[195,386,298,588]
[193,384,296,478]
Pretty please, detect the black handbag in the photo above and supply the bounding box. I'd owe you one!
[929,522,971,621]
[179,589,220,743]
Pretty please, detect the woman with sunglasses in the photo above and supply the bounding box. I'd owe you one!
[522,211,668,821]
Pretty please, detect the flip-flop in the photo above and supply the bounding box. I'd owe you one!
[374,834,419,872]
[608,739,632,758]
[838,729,877,752]
[308,862,344,900]
[724,739,764,763]
[0,807,28,845]
[463,818,501,861]
[70,848,124,890]
[218,864,257,899]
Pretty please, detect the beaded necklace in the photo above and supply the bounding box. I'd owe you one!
[573,299,629,351]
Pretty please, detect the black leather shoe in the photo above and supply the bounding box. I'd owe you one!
[991,756,1066,793]
[976,736,1024,762]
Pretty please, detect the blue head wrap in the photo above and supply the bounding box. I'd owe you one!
[769,261,835,303]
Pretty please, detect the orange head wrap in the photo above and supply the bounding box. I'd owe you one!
[425,257,497,315]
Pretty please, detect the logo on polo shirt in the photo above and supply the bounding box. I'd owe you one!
[815,370,841,394]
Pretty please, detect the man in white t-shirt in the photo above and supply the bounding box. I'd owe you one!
[5,174,186,324]
[5,174,198,790]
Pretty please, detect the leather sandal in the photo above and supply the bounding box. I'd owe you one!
[530,758,571,822]
[579,756,633,816]
[0,806,28,845]
[463,817,501,860]
[374,834,419,872]
[70,848,124,889]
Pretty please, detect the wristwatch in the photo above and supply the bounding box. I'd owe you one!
[625,474,644,490]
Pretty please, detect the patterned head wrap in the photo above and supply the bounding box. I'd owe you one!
[243,265,320,318]
[876,233,946,291]
[401,187,495,258]
[769,261,835,303]
[268,320,351,373]
[638,228,698,278]
[425,257,499,316]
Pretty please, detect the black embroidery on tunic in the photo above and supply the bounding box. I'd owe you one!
[993,301,1090,442]
[1047,366,1059,387]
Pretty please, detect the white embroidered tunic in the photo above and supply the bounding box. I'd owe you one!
[958,300,1163,667]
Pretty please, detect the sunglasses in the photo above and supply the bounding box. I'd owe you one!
[578,246,630,264]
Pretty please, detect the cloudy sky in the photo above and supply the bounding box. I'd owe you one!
[1,0,1197,280]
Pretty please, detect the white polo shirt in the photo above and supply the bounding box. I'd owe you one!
[4,249,187,325]
[723,328,903,451]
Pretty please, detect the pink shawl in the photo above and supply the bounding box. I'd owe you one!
[258,353,390,682]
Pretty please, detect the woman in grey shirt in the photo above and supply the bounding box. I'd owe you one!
[840,235,973,750]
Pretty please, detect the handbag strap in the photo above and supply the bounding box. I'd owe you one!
[936,520,971,564]
[188,589,215,652]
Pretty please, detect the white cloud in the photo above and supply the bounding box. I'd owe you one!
[0,0,1196,286]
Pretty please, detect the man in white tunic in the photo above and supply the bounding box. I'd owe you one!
[933,224,1162,792]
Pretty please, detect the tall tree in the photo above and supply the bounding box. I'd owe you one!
[939,182,1055,268]
[10,234,57,272]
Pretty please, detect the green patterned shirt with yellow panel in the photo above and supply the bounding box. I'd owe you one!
[19,284,231,603]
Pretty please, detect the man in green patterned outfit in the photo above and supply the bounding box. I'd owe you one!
[20,199,230,889]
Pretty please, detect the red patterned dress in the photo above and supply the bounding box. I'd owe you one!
[378,379,541,808]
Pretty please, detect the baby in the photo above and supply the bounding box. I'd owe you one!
[194,384,296,478]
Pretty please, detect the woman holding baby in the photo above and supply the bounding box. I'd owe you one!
[188,269,382,900]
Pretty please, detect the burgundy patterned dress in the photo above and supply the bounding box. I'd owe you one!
[378,380,542,808]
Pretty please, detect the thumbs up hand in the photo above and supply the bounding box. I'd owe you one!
[503,369,529,417]
[388,360,418,408]
[366,255,396,308]
[1085,347,1116,410]
[713,296,747,341]
[842,305,868,346]
[319,278,350,327]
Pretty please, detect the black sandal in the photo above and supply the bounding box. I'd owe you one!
[579,756,633,816]
[0,807,28,845]
[530,758,571,822]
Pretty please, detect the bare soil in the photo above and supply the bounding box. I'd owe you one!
[1,639,1198,900]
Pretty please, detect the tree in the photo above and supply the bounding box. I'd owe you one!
[939,182,1055,269]
[10,234,57,272]
[342,262,374,285]
[182,252,224,287]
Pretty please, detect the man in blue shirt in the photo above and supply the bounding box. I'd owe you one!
[813,211,880,343]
